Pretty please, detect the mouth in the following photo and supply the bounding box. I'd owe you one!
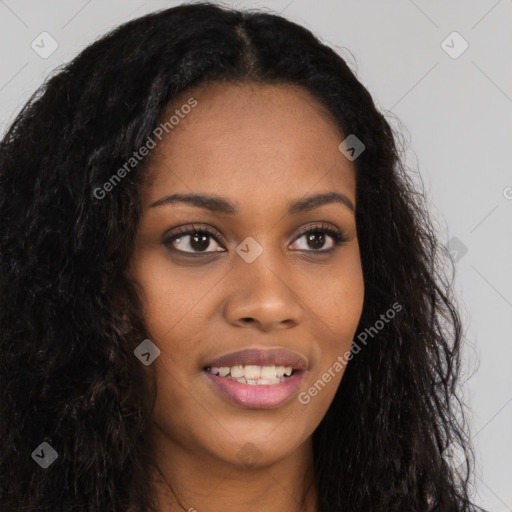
[204,364,298,384]
[202,348,308,409]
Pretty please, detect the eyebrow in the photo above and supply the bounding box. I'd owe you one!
[148,191,355,214]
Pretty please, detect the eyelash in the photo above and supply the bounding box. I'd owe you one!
[162,222,348,256]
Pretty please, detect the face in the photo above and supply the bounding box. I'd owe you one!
[128,82,364,472]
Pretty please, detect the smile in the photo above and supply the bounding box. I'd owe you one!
[205,364,295,385]
[202,347,308,409]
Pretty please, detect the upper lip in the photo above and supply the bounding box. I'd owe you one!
[204,347,308,371]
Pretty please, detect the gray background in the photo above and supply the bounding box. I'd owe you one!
[1,0,511,509]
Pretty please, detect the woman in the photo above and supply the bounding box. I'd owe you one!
[0,2,485,511]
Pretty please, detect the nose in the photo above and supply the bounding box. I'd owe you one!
[223,252,305,332]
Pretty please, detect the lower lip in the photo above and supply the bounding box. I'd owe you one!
[203,370,305,409]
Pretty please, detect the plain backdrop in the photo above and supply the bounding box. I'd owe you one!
[1,1,511,509]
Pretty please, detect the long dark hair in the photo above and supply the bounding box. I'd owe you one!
[0,2,484,511]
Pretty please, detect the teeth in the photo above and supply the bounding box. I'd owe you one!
[230,365,245,378]
[207,364,295,384]
[260,365,276,379]
[244,365,261,379]
[259,378,280,385]
[218,367,230,377]
[229,376,282,385]
[276,366,286,376]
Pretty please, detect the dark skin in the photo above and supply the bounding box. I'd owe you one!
[128,82,365,512]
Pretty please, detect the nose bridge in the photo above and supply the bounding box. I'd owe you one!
[223,237,304,329]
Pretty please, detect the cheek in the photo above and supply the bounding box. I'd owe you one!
[130,252,215,341]
[301,253,364,398]
[334,246,365,327]
[302,251,364,339]
[298,261,364,413]
[129,253,226,392]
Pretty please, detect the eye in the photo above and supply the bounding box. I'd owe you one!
[163,222,348,256]
[163,224,226,254]
[290,224,348,252]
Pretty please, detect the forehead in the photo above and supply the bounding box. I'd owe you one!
[141,82,355,206]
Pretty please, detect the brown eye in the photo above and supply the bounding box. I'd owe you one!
[165,229,225,254]
[290,226,348,252]
[163,224,226,255]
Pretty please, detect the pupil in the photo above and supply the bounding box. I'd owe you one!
[307,232,324,249]
[191,233,210,251]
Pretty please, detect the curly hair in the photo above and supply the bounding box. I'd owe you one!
[0,2,485,511]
